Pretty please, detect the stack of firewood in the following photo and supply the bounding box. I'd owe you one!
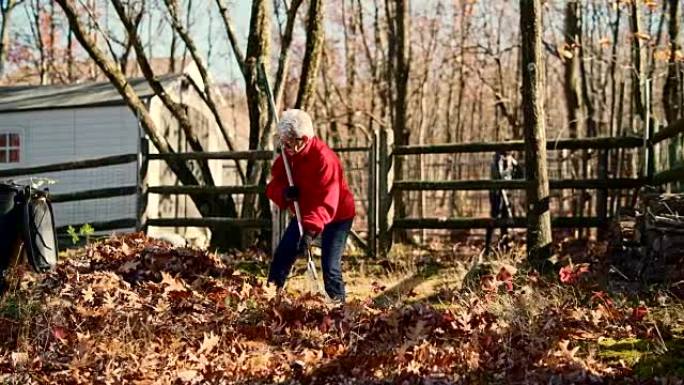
[610,193,684,283]
[641,194,684,282]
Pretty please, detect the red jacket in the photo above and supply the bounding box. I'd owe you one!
[266,137,356,234]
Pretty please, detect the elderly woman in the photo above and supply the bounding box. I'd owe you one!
[265,109,356,302]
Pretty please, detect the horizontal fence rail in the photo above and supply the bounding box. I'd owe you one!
[50,186,137,203]
[332,146,372,153]
[147,146,369,162]
[0,153,139,236]
[148,150,274,161]
[147,217,270,228]
[148,185,263,195]
[393,178,645,191]
[0,153,137,178]
[652,165,684,185]
[393,217,605,229]
[393,136,645,155]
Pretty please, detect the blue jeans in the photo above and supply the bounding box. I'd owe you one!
[268,218,352,301]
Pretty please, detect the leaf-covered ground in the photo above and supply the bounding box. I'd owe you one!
[0,233,682,384]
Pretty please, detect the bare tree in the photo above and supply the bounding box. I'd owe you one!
[578,1,598,222]
[111,0,216,187]
[217,0,273,233]
[563,0,582,216]
[0,0,21,78]
[629,0,647,126]
[663,0,682,123]
[56,0,242,249]
[386,0,410,242]
[162,0,244,182]
[520,0,552,263]
[295,0,324,111]
[272,0,304,111]
[26,0,48,84]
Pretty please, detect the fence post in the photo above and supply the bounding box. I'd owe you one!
[378,128,394,257]
[136,137,149,233]
[647,119,656,183]
[597,149,609,238]
[367,131,378,258]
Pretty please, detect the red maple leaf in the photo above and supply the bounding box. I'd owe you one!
[559,264,590,284]
[496,267,514,292]
[559,265,575,284]
[52,326,68,341]
[631,305,648,321]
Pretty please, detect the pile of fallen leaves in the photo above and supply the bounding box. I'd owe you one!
[0,233,682,384]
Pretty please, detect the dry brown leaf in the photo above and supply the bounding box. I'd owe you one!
[82,286,95,304]
[11,352,29,368]
[161,272,188,293]
[117,259,140,273]
[198,332,220,355]
[120,241,133,257]
[176,369,200,383]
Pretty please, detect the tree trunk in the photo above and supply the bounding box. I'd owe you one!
[240,0,271,245]
[0,0,17,79]
[629,1,647,125]
[563,0,582,217]
[48,0,55,84]
[608,1,622,215]
[169,22,178,73]
[118,5,143,76]
[295,0,324,111]
[216,0,246,75]
[67,24,74,82]
[273,0,304,111]
[663,0,682,123]
[520,0,552,264]
[386,0,410,243]
[343,0,357,143]
[29,0,48,85]
[578,2,598,226]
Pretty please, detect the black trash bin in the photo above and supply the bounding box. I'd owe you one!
[0,183,58,284]
[0,184,22,274]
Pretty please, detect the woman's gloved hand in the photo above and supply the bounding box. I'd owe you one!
[284,186,299,201]
[297,231,315,256]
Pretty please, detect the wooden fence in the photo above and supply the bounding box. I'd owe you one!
[1,116,682,257]
[0,138,376,254]
[0,153,140,234]
[377,117,684,255]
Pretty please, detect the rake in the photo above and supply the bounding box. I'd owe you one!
[258,62,322,294]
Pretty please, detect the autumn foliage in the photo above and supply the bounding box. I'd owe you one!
[0,233,682,384]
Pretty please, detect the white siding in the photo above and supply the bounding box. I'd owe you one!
[0,106,138,228]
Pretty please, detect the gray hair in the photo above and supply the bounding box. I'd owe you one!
[277,109,314,140]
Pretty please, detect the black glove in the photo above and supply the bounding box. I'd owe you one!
[297,231,315,256]
[284,186,299,201]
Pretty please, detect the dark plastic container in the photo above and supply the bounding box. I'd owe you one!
[0,184,21,272]
[0,183,58,276]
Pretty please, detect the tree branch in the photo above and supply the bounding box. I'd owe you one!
[163,0,243,163]
[273,0,303,110]
[216,0,246,77]
[111,0,215,186]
